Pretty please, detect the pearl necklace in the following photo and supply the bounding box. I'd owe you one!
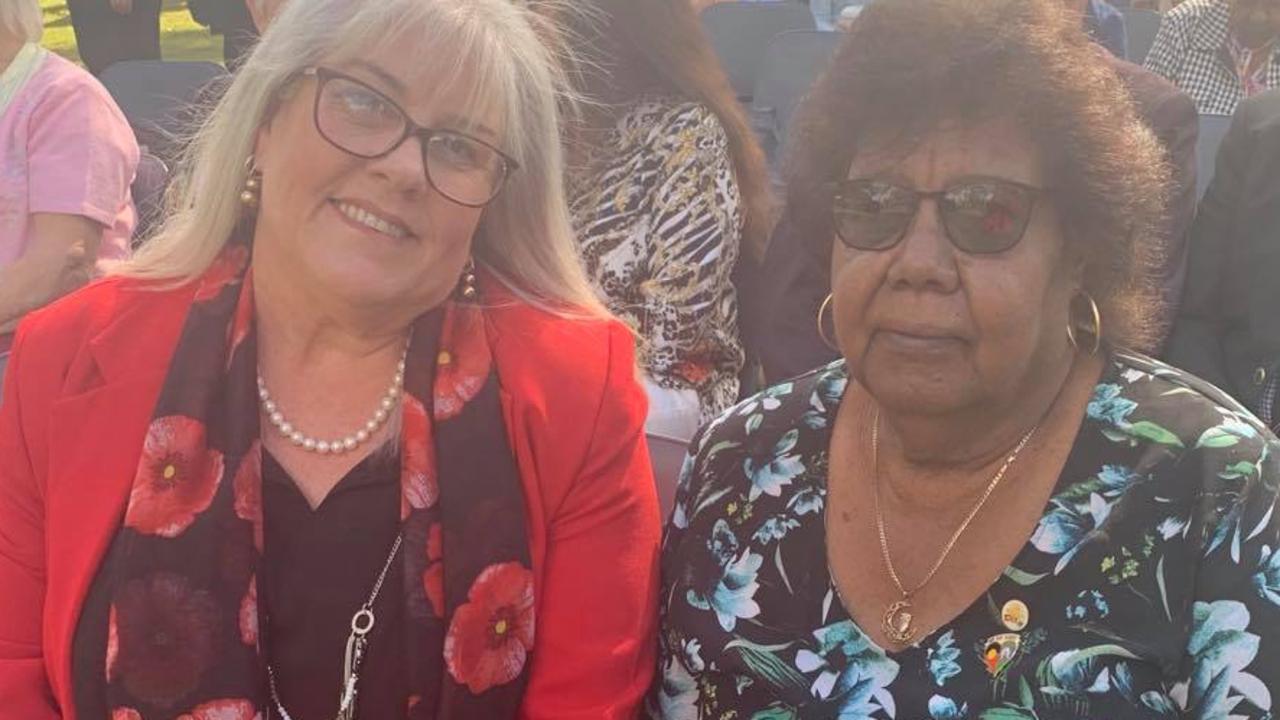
[257,348,408,455]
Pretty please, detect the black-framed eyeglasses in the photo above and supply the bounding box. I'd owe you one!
[302,67,519,208]
[831,176,1046,255]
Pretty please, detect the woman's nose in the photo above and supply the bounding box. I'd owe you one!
[369,135,431,193]
[885,198,961,294]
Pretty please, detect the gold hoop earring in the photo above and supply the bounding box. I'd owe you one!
[1066,291,1102,356]
[817,293,838,351]
[240,156,262,210]
[457,258,478,301]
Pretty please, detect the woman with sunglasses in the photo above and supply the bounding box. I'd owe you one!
[651,1,1280,717]
[0,0,660,718]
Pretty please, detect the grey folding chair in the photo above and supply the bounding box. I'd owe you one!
[1196,114,1233,201]
[750,29,841,167]
[131,150,170,248]
[1122,7,1162,64]
[701,1,817,101]
[100,60,229,165]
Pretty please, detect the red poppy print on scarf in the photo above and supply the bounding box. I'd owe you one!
[444,562,536,694]
[401,395,438,519]
[126,416,225,538]
[232,446,263,552]
[434,306,492,421]
[193,245,250,302]
[114,573,220,708]
[422,522,444,616]
[176,699,259,720]
[239,577,258,647]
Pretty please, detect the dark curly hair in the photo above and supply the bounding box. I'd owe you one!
[785,0,1171,351]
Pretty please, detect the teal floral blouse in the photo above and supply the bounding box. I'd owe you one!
[650,352,1280,720]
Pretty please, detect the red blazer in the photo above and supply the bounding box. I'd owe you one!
[0,276,661,719]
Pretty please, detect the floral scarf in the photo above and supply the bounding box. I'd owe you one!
[72,231,536,719]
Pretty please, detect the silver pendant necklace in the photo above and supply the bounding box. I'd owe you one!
[267,533,404,720]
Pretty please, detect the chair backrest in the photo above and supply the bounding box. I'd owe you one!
[100,60,229,163]
[131,150,171,247]
[701,1,817,100]
[750,30,840,156]
[1196,113,1232,201]
[1122,7,1162,64]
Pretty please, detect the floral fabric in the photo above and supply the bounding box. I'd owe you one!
[651,352,1280,719]
[71,227,535,719]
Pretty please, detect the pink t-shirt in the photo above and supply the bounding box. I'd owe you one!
[0,51,139,269]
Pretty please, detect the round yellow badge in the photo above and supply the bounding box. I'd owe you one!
[1001,599,1030,632]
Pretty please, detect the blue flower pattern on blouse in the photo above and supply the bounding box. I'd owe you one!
[650,354,1280,719]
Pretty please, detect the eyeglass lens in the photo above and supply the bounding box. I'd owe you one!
[314,73,509,207]
[832,178,1037,254]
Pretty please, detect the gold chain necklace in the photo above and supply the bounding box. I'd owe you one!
[871,411,1039,646]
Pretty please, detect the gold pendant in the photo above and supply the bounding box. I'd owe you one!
[882,598,916,645]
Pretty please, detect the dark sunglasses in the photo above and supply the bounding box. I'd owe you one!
[301,67,519,208]
[831,176,1046,255]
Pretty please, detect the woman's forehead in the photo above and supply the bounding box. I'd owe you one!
[848,120,1043,184]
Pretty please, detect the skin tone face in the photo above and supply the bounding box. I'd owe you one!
[829,119,1081,423]
[251,37,502,327]
[1232,0,1280,49]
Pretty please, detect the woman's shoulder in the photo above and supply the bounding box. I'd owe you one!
[14,276,193,371]
[22,275,189,336]
[26,52,125,117]
[1162,0,1224,28]
[482,285,643,419]
[619,97,728,150]
[1090,351,1273,455]
[686,361,847,481]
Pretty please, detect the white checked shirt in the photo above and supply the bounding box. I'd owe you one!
[1144,0,1280,115]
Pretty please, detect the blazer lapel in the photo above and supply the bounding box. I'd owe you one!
[40,289,186,716]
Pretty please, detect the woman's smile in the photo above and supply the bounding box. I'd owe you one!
[330,199,414,240]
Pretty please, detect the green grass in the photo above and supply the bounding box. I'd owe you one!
[39,0,223,66]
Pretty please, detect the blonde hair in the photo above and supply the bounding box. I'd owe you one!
[0,0,42,43]
[118,0,607,319]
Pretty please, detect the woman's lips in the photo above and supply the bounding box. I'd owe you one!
[873,328,966,354]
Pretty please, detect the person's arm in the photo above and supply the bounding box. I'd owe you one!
[1165,101,1256,390]
[643,105,747,405]
[0,214,101,333]
[520,323,661,719]
[0,328,60,719]
[1142,10,1185,83]
[5,64,140,336]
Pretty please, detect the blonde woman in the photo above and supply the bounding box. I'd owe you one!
[0,0,138,384]
[0,0,660,718]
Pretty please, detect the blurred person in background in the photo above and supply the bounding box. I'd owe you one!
[1144,0,1280,114]
[1070,0,1129,58]
[65,0,161,75]
[0,0,138,386]
[188,0,257,71]
[653,2,1280,717]
[0,0,659,717]
[1166,89,1280,427]
[534,0,771,504]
